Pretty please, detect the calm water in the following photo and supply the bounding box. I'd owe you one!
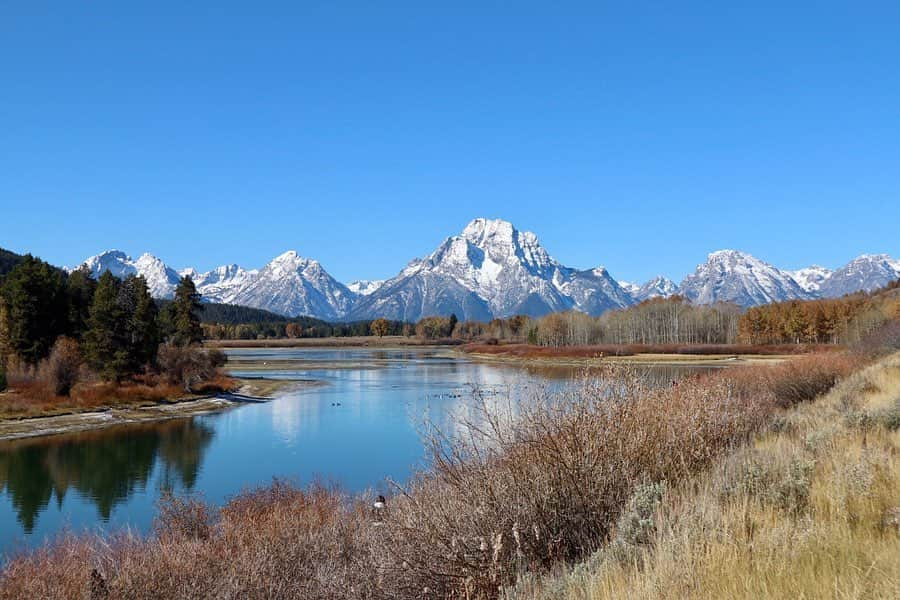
[0,348,712,552]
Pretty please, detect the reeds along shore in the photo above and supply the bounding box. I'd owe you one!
[0,351,892,599]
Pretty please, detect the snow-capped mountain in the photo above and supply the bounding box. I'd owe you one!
[72,227,898,322]
[632,276,678,302]
[678,250,812,307]
[74,250,352,319]
[347,218,631,321]
[787,266,833,293]
[347,279,385,296]
[75,250,182,299]
[618,281,641,296]
[818,254,900,298]
[191,264,258,304]
[229,251,354,320]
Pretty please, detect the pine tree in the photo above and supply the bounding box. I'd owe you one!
[84,271,129,381]
[65,266,97,341]
[167,276,203,346]
[0,255,67,364]
[125,275,160,368]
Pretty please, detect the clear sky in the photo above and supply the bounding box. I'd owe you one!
[1,1,898,284]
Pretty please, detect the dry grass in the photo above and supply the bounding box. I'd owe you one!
[0,352,874,599]
[512,353,900,600]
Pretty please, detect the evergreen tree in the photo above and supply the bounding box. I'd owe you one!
[125,275,160,368]
[167,276,203,346]
[449,313,459,336]
[0,255,67,364]
[65,266,97,341]
[84,272,129,381]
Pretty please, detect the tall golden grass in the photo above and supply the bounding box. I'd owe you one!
[0,352,875,599]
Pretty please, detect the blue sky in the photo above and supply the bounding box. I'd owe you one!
[1,1,898,284]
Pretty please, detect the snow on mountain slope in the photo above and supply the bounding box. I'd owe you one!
[76,250,181,299]
[192,264,258,304]
[633,275,678,302]
[348,218,631,321]
[786,265,833,293]
[229,251,354,319]
[679,250,812,307]
[818,254,900,298]
[347,280,385,296]
[618,281,641,296]
[556,266,633,316]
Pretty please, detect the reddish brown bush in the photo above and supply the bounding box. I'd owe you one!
[157,344,226,392]
[721,352,863,408]
[38,336,82,396]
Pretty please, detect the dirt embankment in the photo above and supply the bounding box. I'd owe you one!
[0,378,312,442]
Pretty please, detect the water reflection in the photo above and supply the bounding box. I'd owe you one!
[0,419,214,533]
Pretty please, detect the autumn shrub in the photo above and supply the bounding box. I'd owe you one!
[153,492,216,541]
[157,344,226,392]
[375,368,775,598]
[764,353,861,408]
[38,336,82,396]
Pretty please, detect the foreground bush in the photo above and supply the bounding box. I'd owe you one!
[0,353,863,599]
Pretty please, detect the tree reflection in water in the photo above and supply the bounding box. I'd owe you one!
[0,418,214,532]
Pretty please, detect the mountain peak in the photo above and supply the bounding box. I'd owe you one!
[462,218,517,243]
[707,249,753,262]
[818,253,900,297]
[272,250,301,263]
[681,250,808,307]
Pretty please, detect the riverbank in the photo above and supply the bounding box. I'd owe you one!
[464,348,799,368]
[0,377,309,441]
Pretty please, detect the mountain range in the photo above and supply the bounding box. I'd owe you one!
[70,218,900,321]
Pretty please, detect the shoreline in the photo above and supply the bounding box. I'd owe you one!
[0,378,313,442]
[463,351,795,368]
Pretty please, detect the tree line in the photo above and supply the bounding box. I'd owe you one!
[425,297,743,346]
[0,254,220,395]
[738,282,900,345]
[201,318,411,340]
[412,284,899,349]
